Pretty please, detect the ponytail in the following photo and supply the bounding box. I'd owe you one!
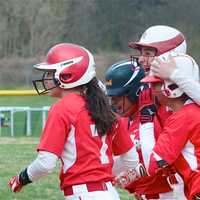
[82,77,116,136]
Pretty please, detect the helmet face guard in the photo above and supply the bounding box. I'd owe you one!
[130,48,157,73]
[32,71,59,95]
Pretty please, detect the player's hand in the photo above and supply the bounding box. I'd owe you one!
[8,175,23,192]
[114,169,138,188]
[139,85,156,123]
[151,54,176,80]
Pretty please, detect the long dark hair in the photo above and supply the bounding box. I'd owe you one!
[82,77,116,136]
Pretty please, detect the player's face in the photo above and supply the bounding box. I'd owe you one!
[110,95,133,116]
[43,71,62,98]
[138,47,157,74]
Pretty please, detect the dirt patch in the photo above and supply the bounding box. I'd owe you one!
[0,137,39,144]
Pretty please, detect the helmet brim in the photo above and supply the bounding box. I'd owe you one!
[33,56,84,71]
[129,42,158,51]
[33,62,57,71]
[129,33,185,56]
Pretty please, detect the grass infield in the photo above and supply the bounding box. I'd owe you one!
[0,138,135,200]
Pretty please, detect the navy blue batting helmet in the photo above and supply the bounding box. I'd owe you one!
[105,59,145,102]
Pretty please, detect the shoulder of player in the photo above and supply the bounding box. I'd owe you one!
[54,93,85,110]
[48,93,85,120]
[165,103,200,126]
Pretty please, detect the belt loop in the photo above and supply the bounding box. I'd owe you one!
[102,182,108,191]
[72,184,88,194]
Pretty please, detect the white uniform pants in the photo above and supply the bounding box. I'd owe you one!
[64,182,120,200]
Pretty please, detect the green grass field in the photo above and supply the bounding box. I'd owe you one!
[0,95,135,199]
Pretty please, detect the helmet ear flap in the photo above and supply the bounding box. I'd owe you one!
[161,82,182,98]
[59,73,72,83]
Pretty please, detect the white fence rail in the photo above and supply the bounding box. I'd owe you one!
[0,106,50,136]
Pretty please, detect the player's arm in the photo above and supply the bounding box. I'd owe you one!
[114,85,156,187]
[8,151,58,192]
[148,112,189,175]
[113,146,144,174]
[112,117,147,188]
[113,147,146,188]
[8,107,68,193]
[170,69,200,105]
[151,55,200,105]
[138,84,158,171]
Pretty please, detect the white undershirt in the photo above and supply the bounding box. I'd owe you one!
[27,151,58,182]
[28,148,140,182]
[112,146,139,175]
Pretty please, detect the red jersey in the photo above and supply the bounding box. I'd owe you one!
[125,107,173,198]
[157,104,173,128]
[149,102,200,199]
[37,93,133,190]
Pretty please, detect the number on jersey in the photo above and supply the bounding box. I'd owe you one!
[90,125,109,164]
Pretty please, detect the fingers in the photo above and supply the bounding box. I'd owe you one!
[150,58,163,75]
[168,53,176,65]
[151,54,173,68]
[114,169,138,188]
[139,86,148,103]
[149,54,177,80]
[8,176,23,193]
[139,86,154,107]
[153,57,163,65]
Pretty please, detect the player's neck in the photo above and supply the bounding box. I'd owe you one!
[60,88,82,98]
[166,99,185,112]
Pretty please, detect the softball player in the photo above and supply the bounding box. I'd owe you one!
[142,54,200,200]
[8,43,139,200]
[128,25,187,128]
[131,25,200,107]
[105,59,178,200]
[127,25,188,199]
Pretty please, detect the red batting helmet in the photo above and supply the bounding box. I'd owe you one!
[129,25,186,57]
[33,43,96,94]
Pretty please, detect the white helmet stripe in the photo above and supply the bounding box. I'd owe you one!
[112,61,132,70]
[124,68,139,87]
[33,56,83,70]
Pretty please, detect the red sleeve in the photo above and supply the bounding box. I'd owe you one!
[112,117,134,156]
[152,111,189,165]
[37,106,70,157]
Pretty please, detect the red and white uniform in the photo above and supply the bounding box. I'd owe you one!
[149,101,200,199]
[38,93,133,194]
[126,111,171,199]
[125,105,186,199]
[156,105,172,128]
